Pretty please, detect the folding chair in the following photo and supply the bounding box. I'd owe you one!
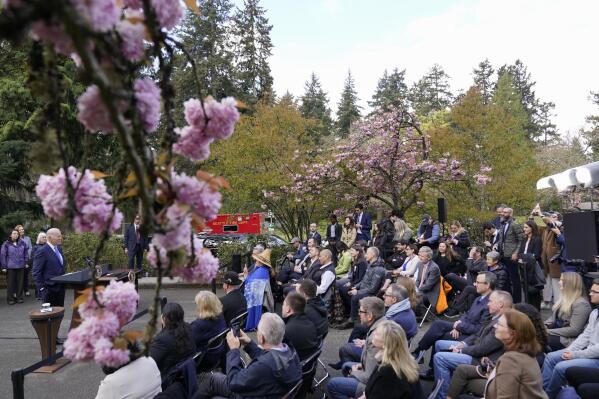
[198,328,230,373]
[281,378,304,399]
[229,310,248,328]
[298,346,323,398]
[313,340,329,387]
[419,304,433,327]
[427,378,444,399]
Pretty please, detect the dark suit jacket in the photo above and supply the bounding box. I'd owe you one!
[32,244,66,290]
[150,326,196,375]
[124,224,149,253]
[355,211,372,241]
[284,313,320,360]
[220,288,247,325]
[326,223,342,243]
[456,294,490,335]
[308,232,322,245]
[462,316,504,362]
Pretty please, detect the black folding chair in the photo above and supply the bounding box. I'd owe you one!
[229,310,248,328]
[313,339,329,387]
[281,378,304,399]
[198,328,230,372]
[297,346,323,399]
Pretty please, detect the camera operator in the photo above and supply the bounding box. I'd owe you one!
[530,204,566,310]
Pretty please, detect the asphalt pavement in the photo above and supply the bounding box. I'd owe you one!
[0,282,371,399]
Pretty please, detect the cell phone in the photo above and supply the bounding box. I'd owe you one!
[232,324,241,337]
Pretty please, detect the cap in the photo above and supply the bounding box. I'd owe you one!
[290,237,300,244]
[223,271,242,285]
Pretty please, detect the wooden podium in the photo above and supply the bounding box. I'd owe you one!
[29,307,70,373]
[50,267,140,330]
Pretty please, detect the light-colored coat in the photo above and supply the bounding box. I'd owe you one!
[546,297,592,347]
[485,351,548,399]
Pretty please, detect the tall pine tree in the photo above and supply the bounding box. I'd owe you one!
[336,70,361,137]
[582,91,599,161]
[497,60,557,142]
[300,73,333,142]
[369,67,409,112]
[472,59,495,104]
[175,0,236,104]
[231,0,274,105]
[409,64,453,116]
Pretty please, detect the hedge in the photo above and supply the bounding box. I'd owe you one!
[62,233,130,273]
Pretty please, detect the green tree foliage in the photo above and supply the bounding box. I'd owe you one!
[175,0,237,104]
[472,58,494,104]
[581,91,599,161]
[299,72,333,142]
[497,60,557,143]
[368,68,409,112]
[231,0,274,105]
[409,64,453,116]
[429,87,544,217]
[336,70,361,137]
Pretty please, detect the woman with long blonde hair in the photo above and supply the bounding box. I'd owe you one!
[545,272,591,351]
[358,321,424,399]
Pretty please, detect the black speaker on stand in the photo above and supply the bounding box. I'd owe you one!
[563,211,599,263]
[231,254,242,273]
[438,198,447,237]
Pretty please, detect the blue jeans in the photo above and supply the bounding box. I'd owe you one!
[542,349,599,399]
[327,376,360,399]
[433,341,473,399]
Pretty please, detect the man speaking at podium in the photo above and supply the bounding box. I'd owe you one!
[32,228,66,307]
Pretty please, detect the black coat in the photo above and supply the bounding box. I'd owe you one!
[219,288,247,325]
[123,224,149,253]
[349,259,368,286]
[385,251,407,270]
[283,313,320,360]
[150,326,196,375]
[462,317,504,363]
[491,263,511,293]
[365,365,425,399]
[519,235,542,262]
[305,297,329,338]
[373,218,395,253]
[326,223,342,243]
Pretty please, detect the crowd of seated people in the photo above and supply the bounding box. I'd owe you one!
[91,202,599,399]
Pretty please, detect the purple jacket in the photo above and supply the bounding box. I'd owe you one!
[1,240,28,269]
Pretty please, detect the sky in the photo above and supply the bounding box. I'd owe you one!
[257,0,599,135]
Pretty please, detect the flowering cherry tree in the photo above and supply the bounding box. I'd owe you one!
[0,0,240,368]
[288,109,491,212]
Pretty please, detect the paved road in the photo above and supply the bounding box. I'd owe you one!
[0,279,455,399]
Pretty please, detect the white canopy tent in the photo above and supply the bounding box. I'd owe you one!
[536,161,599,192]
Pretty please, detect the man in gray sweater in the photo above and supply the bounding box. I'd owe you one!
[542,278,599,399]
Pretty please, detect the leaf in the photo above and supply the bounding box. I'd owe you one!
[113,336,128,350]
[72,286,105,309]
[91,170,110,179]
[119,186,139,199]
[235,99,248,110]
[196,170,231,191]
[124,171,137,186]
[184,0,201,15]
[123,331,144,342]
[191,213,206,230]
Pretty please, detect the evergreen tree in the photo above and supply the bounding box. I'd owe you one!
[278,91,297,108]
[409,64,453,116]
[492,71,528,131]
[497,59,557,142]
[581,91,599,160]
[368,67,409,112]
[300,73,333,141]
[336,70,361,137]
[175,0,236,104]
[472,59,495,104]
[231,0,274,105]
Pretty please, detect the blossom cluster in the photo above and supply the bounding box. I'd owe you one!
[35,167,123,234]
[64,281,139,368]
[77,78,161,134]
[173,97,240,161]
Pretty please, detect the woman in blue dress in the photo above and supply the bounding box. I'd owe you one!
[244,248,273,331]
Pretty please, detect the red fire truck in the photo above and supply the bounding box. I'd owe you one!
[202,213,265,235]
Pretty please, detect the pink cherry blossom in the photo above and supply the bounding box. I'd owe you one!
[30,22,75,56]
[102,281,139,324]
[173,126,214,161]
[72,0,120,32]
[123,0,143,9]
[171,171,222,221]
[152,202,192,251]
[183,97,240,140]
[116,19,146,62]
[93,337,131,368]
[134,78,161,133]
[171,246,219,283]
[77,85,115,133]
[64,311,120,362]
[150,0,183,30]
[35,166,123,234]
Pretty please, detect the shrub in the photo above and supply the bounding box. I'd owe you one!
[62,233,129,273]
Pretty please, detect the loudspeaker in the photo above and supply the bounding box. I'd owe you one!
[563,211,599,262]
[231,254,242,273]
[437,198,447,224]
